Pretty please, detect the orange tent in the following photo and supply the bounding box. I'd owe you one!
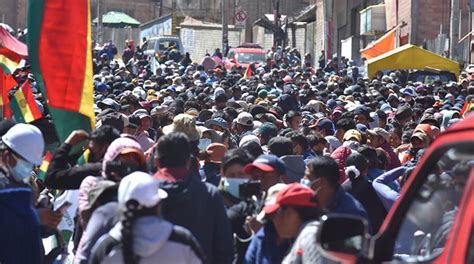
[361,27,396,60]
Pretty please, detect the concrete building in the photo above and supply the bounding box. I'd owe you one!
[0,0,27,30]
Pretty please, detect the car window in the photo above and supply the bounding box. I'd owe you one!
[147,39,156,52]
[158,40,179,51]
[392,146,473,262]
[236,52,266,64]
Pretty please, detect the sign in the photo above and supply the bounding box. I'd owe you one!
[235,8,247,28]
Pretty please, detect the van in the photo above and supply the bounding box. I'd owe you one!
[143,35,184,61]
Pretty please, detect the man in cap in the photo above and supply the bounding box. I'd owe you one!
[200,143,227,186]
[311,118,334,137]
[353,106,373,127]
[0,124,46,263]
[367,127,401,170]
[244,154,287,192]
[235,112,255,143]
[302,156,368,219]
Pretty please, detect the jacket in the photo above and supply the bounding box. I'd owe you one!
[155,167,234,264]
[244,222,290,264]
[74,202,118,264]
[283,221,321,264]
[44,143,102,190]
[342,177,387,233]
[89,216,206,264]
[0,173,42,264]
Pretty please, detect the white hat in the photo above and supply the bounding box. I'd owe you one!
[2,123,45,165]
[256,183,287,222]
[132,87,146,100]
[118,171,168,208]
[239,134,260,147]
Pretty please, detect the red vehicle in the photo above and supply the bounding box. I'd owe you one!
[224,43,266,71]
[316,114,474,264]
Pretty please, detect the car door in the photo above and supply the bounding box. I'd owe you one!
[370,137,474,263]
[439,173,474,264]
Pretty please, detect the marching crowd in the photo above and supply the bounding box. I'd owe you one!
[0,39,472,264]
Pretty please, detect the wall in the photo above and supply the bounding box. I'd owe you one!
[180,25,244,61]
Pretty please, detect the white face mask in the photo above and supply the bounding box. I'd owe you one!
[222,177,248,198]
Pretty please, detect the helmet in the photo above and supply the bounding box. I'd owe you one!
[2,124,45,165]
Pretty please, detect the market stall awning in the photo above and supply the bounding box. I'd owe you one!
[361,27,396,60]
[0,26,28,60]
[367,44,459,79]
[93,11,141,28]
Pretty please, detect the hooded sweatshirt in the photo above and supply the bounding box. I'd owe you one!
[90,216,204,264]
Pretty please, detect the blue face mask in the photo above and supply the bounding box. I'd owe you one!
[198,138,212,150]
[9,156,34,182]
[222,178,247,199]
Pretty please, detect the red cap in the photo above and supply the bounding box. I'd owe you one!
[263,183,318,215]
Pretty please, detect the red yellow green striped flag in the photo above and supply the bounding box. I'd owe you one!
[0,68,17,118]
[460,101,474,118]
[28,0,95,143]
[9,81,42,123]
[36,151,53,181]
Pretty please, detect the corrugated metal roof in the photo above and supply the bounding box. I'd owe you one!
[93,11,141,28]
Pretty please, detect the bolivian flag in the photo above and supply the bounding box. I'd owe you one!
[460,101,474,118]
[0,69,17,118]
[10,81,42,123]
[244,64,253,79]
[36,151,53,181]
[0,55,20,75]
[28,0,95,143]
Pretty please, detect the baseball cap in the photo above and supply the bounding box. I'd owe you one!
[236,112,254,127]
[343,129,362,142]
[257,122,278,138]
[263,183,318,215]
[256,183,287,221]
[367,127,390,142]
[118,171,168,208]
[244,154,286,175]
[206,143,228,163]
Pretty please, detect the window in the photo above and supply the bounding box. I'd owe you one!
[392,145,473,262]
[236,52,266,64]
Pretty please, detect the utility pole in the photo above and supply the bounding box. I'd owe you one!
[97,0,103,44]
[222,0,229,56]
[273,0,280,47]
[159,0,164,17]
[450,0,460,60]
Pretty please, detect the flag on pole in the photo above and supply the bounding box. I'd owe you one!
[9,81,42,123]
[36,151,53,181]
[28,0,95,143]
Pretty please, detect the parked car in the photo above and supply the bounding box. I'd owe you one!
[224,43,266,70]
[316,114,474,264]
[143,35,184,61]
[406,69,457,84]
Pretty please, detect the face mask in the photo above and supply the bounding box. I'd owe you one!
[300,178,311,187]
[222,177,247,198]
[9,156,34,182]
[198,138,212,150]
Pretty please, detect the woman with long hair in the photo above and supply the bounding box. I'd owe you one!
[89,172,207,264]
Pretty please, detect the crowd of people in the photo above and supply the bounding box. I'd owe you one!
[0,38,473,264]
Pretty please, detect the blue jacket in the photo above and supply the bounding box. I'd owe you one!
[0,186,42,264]
[244,223,290,264]
[326,186,369,220]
